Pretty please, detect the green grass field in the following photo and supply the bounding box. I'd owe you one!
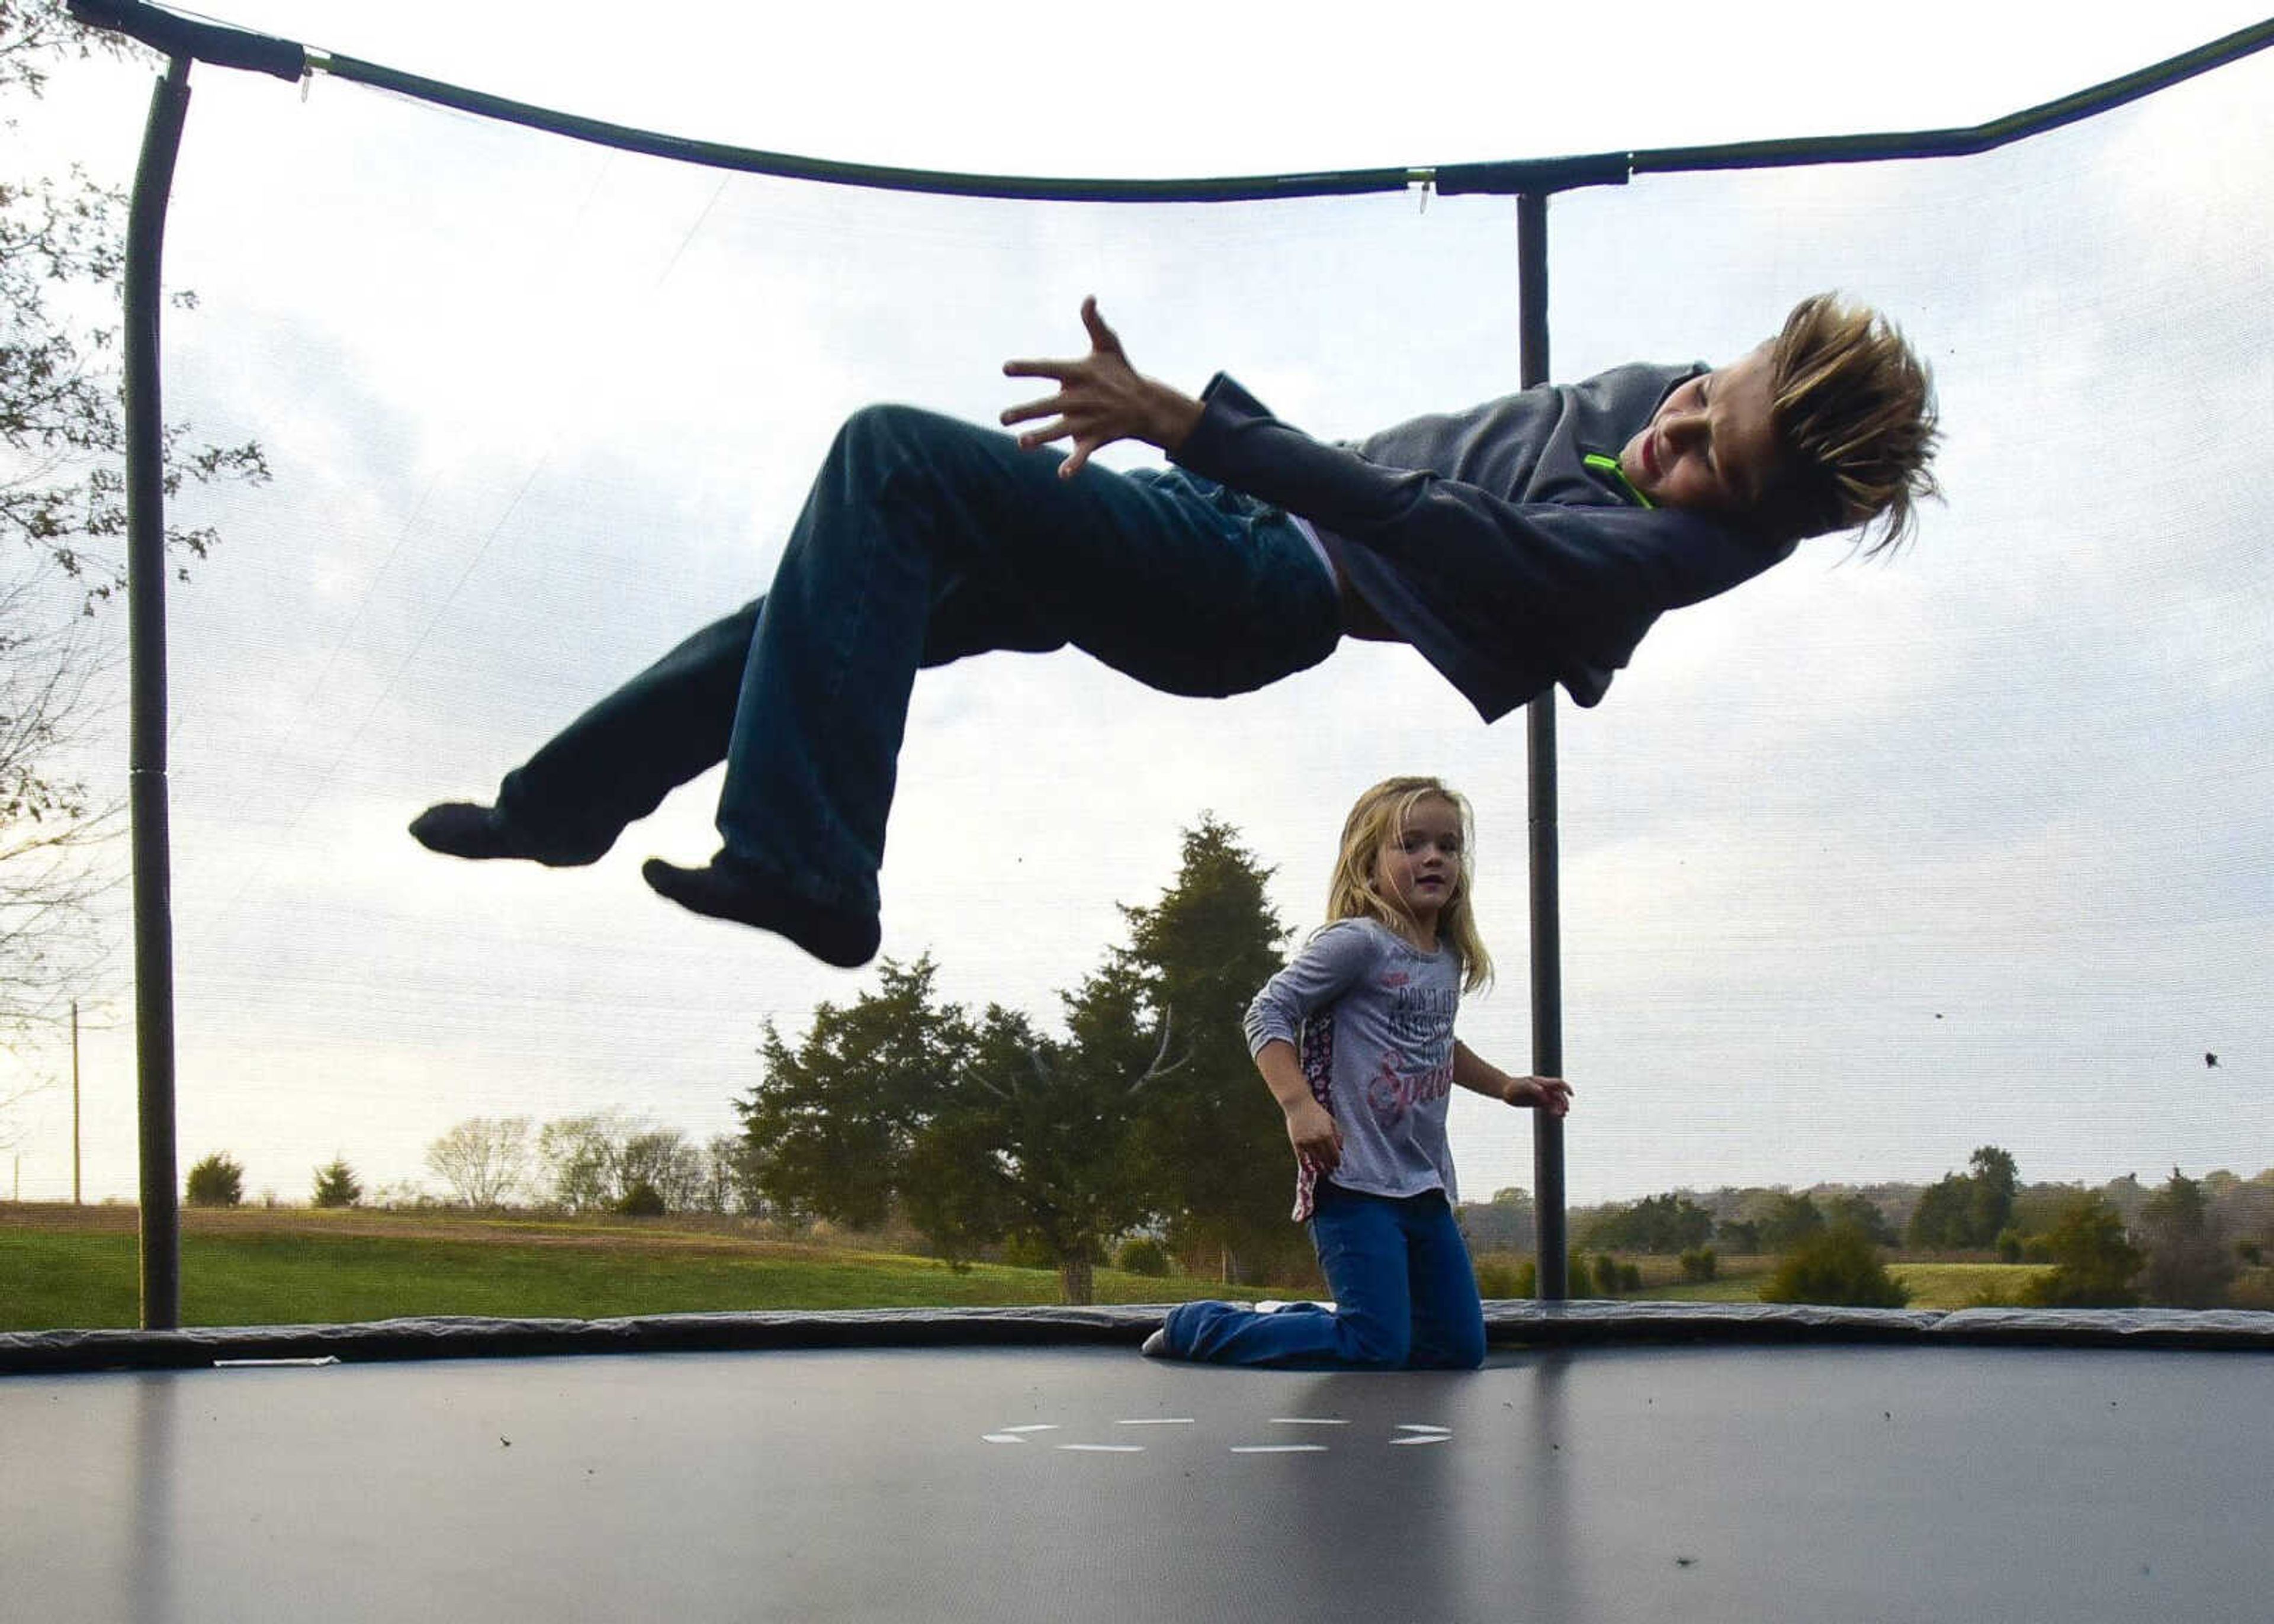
[1470,1251,2057,1310]
[1638,1260,2054,1308]
[1,1204,2061,1333]
[0,1204,1268,1333]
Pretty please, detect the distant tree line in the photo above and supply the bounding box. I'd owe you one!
[1561,1147,2269,1310]
[178,1115,2269,1314]
[176,1111,2267,1314]
[418,1112,750,1217]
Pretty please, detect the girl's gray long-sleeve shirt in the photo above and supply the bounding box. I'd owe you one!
[1244,918,1466,1222]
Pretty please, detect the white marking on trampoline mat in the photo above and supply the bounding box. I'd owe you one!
[984,1424,1065,1443]
[984,1416,1454,1457]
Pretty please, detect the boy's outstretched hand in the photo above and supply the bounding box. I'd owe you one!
[1001,297,1205,477]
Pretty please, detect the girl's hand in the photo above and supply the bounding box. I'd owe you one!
[1000,297,1204,476]
[1503,1074,1573,1118]
[1283,1097,1344,1175]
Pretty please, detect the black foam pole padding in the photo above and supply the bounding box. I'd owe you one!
[67,0,305,82]
[1435,152,1633,196]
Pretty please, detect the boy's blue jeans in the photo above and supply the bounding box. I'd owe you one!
[1163,1183,1487,1370]
[492,406,1342,915]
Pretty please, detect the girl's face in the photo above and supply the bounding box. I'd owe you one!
[1375,796,1463,934]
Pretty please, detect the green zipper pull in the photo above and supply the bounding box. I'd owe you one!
[1585,452,1654,509]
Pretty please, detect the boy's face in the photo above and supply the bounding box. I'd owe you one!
[1617,345,1789,532]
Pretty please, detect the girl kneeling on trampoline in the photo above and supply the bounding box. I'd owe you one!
[1145,776,1569,1369]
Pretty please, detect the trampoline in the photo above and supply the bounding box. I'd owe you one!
[11,9,2274,1622]
[7,1307,2273,1623]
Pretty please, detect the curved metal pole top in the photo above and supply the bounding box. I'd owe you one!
[66,0,2274,202]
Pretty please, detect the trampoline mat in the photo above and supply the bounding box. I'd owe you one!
[6,1341,2269,1622]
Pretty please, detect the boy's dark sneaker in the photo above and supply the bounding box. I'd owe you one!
[640,856,880,969]
[407,802,609,867]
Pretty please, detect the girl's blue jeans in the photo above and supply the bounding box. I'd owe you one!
[491,406,1342,915]
[1162,1182,1488,1370]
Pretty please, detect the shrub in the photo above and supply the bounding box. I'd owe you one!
[2135,1169,2234,1308]
[2226,1269,2274,1311]
[1476,1256,1646,1298]
[1679,1247,1718,1283]
[310,1158,362,1209]
[1473,1256,1526,1298]
[1758,1193,1826,1252]
[1759,1224,1911,1308]
[613,1181,667,1217]
[2020,1193,2141,1308]
[1001,1234,1104,1272]
[1114,1236,1171,1277]
[185,1152,244,1208]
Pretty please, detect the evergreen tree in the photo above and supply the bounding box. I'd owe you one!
[1583,1192,1715,1253]
[184,1150,242,1207]
[1967,1146,2019,1244]
[1118,816,1297,1282]
[910,994,1172,1302]
[738,957,969,1229]
[310,1156,361,1208]
[1821,1192,1897,1246]
[1907,1172,1975,1249]
[2022,1192,2142,1308]
[2136,1168,2234,1308]
[1757,1191,1826,1252]
[737,954,1174,1301]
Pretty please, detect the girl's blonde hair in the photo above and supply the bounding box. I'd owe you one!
[1325,776,1493,992]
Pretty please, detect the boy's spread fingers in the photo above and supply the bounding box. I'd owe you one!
[998,391,1062,425]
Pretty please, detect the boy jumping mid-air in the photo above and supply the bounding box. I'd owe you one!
[412,294,1939,967]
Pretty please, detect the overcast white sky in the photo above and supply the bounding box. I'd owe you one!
[7,1,2271,1213]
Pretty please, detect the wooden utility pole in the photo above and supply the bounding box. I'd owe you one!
[72,999,82,1205]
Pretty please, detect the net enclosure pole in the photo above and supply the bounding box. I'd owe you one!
[1517,191,1569,1303]
[125,53,192,1332]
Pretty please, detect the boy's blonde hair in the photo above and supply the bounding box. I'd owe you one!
[1766,292,1942,557]
[1325,776,1493,993]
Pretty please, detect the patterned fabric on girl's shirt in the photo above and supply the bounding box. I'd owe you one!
[1244,918,1463,1223]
